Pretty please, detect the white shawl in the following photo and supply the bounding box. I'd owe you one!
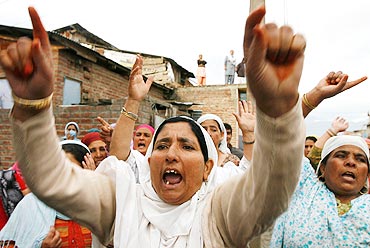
[97,116,219,247]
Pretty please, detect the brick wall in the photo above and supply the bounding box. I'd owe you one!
[53,49,131,105]
[176,84,249,147]
[0,108,13,169]
[0,47,173,169]
[0,96,158,169]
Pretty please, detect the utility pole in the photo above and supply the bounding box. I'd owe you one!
[250,0,265,13]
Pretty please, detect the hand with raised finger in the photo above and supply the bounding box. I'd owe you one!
[82,153,96,170]
[0,7,53,102]
[97,116,113,143]
[308,71,367,106]
[243,6,306,117]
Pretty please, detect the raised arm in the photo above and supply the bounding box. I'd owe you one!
[203,6,306,247]
[302,71,367,117]
[315,116,349,149]
[307,116,349,169]
[0,7,53,121]
[232,100,255,161]
[109,55,153,160]
[2,8,115,244]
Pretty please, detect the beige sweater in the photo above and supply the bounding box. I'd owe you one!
[11,100,304,246]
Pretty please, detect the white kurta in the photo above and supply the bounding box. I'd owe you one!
[11,98,305,246]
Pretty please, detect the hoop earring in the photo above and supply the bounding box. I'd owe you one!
[318,174,325,182]
[360,185,368,195]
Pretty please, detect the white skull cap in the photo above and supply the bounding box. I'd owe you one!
[316,135,370,174]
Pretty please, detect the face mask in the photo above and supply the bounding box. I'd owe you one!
[69,130,77,137]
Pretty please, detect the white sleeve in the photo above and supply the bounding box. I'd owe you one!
[11,107,115,244]
[202,98,305,247]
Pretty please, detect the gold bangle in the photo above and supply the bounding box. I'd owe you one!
[243,140,255,145]
[12,92,53,110]
[120,106,138,121]
[326,128,336,137]
[302,93,316,110]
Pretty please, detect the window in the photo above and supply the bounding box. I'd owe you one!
[239,91,247,101]
[0,79,13,109]
[63,78,81,105]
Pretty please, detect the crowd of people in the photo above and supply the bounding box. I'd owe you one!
[0,4,369,248]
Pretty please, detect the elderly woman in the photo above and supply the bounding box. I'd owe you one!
[271,135,370,246]
[132,124,155,156]
[81,132,108,167]
[3,6,306,247]
[197,114,241,167]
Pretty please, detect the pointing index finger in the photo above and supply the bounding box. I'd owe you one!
[28,7,50,48]
[97,116,110,126]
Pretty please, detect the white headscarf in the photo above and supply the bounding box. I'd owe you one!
[113,116,219,247]
[196,114,231,154]
[316,135,370,175]
[64,121,80,137]
[59,139,90,154]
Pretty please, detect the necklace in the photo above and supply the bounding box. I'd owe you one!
[336,198,352,216]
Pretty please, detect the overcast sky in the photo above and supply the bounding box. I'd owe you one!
[1,0,369,136]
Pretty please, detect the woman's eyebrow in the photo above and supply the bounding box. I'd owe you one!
[155,137,170,143]
[178,137,194,143]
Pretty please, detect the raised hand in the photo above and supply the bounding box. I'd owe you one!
[308,71,366,104]
[233,100,256,160]
[243,6,306,117]
[331,116,349,134]
[302,71,367,117]
[110,55,153,160]
[0,7,53,101]
[233,100,256,134]
[128,55,153,102]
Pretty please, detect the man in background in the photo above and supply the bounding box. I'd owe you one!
[236,58,246,84]
[224,50,236,84]
[224,123,244,159]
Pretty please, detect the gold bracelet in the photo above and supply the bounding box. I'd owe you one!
[243,140,255,145]
[120,106,138,121]
[12,92,53,110]
[326,128,336,137]
[302,93,316,110]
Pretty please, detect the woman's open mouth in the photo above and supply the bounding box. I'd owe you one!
[342,171,356,181]
[163,169,183,185]
[138,142,146,148]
